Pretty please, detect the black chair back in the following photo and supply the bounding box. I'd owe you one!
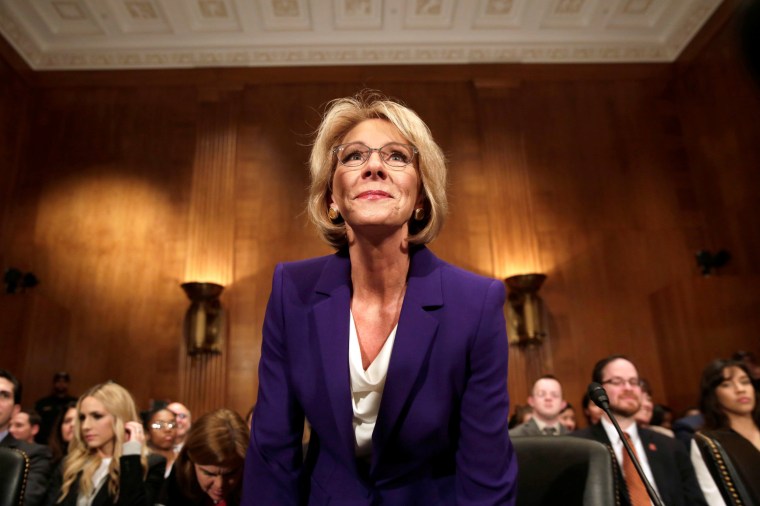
[694,432,752,506]
[0,447,30,506]
[512,436,618,506]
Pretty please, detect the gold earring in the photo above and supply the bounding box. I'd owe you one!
[413,208,425,221]
[328,207,340,222]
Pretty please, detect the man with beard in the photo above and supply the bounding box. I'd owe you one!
[510,375,568,436]
[572,355,706,506]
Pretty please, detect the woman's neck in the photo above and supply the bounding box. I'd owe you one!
[347,232,411,300]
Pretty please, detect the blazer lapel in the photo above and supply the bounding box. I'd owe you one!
[371,247,443,472]
[312,252,356,462]
[640,430,667,499]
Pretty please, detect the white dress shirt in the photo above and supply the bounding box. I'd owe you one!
[601,417,661,503]
[348,310,398,458]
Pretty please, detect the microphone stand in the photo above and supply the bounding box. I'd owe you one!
[588,383,664,506]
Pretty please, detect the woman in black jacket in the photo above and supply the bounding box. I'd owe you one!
[46,382,164,505]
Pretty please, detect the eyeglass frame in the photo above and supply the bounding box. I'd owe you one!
[150,421,177,431]
[601,377,643,388]
[332,142,419,170]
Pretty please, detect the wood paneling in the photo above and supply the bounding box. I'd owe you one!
[1,13,758,422]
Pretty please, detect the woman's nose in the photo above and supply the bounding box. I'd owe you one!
[362,151,386,178]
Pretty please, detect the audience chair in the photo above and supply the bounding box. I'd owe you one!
[0,447,30,506]
[512,436,618,506]
[694,432,752,506]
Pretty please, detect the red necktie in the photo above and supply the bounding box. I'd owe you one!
[622,432,650,506]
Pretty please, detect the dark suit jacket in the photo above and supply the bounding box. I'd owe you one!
[509,417,568,437]
[45,453,165,506]
[571,423,707,506]
[242,247,517,505]
[0,433,52,506]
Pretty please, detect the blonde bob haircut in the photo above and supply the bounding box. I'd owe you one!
[174,408,249,503]
[307,91,448,249]
[58,382,148,503]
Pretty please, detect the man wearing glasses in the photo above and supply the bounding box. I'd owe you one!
[167,401,191,452]
[572,355,706,506]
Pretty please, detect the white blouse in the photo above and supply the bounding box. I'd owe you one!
[348,310,398,458]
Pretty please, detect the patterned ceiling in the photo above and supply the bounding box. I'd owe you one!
[0,0,724,70]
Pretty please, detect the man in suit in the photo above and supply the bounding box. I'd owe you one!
[10,408,42,443]
[571,355,706,506]
[0,369,53,506]
[510,375,569,436]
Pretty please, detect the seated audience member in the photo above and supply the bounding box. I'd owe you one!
[48,401,77,467]
[35,371,77,445]
[159,408,248,506]
[650,403,673,430]
[0,368,53,506]
[690,358,760,505]
[144,407,178,477]
[673,407,705,449]
[166,401,191,453]
[732,350,760,391]
[511,375,569,436]
[558,402,577,432]
[582,392,604,427]
[634,381,675,438]
[507,404,533,429]
[10,408,42,443]
[46,381,165,506]
[571,355,707,506]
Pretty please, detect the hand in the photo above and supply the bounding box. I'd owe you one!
[124,421,145,444]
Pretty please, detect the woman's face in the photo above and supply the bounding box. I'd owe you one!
[634,392,654,425]
[61,407,77,443]
[193,464,243,503]
[715,366,756,416]
[148,409,177,451]
[330,119,421,240]
[79,396,116,456]
[558,407,577,432]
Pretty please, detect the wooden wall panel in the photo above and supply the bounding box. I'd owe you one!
[1,13,758,422]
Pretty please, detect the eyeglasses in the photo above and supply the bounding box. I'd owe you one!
[169,411,188,420]
[601,377,643,388]
[150,421,177,430]
[333,142,418,169]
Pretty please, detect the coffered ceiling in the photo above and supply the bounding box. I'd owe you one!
[0,0,724,71]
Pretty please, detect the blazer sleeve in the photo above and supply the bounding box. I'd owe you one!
[455,279,518,505]
[116,454,166,506]
[242,263,306,506]
[672,438,708,506]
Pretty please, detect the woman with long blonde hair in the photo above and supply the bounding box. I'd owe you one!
[45,382,165,505]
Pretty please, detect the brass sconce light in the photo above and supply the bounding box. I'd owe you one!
[505,274,547,345]
[181,282,225,355]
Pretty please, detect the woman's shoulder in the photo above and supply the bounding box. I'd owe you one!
[418,247,504,291]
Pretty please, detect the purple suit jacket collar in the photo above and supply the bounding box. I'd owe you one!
[312,246,443,476]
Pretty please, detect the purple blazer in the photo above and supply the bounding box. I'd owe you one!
[242,246,517,505]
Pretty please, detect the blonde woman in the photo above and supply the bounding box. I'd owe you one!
[243,91,516,504]
[45,382,165,506]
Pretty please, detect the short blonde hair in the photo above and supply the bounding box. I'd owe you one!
[307,91,448,249]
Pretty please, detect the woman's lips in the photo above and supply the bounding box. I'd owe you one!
[356,190,391,199]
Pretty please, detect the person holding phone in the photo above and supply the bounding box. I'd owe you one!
[45,381,165,506]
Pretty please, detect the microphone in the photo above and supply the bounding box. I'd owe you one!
[587,382,664,506]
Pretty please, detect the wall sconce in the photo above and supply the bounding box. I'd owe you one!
[181,282,225,355]
[695,249,730,276]
[505,274,547,345]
